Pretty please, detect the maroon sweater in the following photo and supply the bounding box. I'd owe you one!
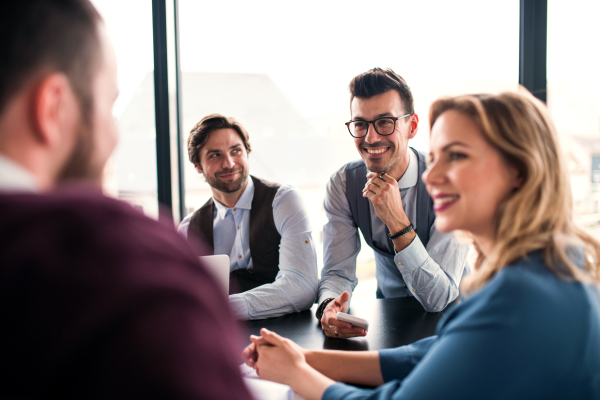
[0,188,252,399]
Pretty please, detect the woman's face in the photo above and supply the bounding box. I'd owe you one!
[423,110,521,244]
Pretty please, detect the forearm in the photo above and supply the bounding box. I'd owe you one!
[230,274,316,320]
[318,269,357,304]
[305,349,384,387]
[291,364,336,400]
[395,234,466,312]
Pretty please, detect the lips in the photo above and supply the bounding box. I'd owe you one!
[432,194,459,212]
[217,169,241,179]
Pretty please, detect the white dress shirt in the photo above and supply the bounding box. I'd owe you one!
[0,154,37,192]
[179,177,319,320]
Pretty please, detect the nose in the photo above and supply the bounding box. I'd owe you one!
[422,159,444,187]
[363,122,380,144]
[222,154,235,169]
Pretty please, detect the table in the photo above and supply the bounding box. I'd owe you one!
[241,296,452,352]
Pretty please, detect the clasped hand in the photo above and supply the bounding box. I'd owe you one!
[241,328,306,386]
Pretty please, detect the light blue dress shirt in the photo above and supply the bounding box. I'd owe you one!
[323,251,600,399]
[179,178,318,320]
[319,150,470,312]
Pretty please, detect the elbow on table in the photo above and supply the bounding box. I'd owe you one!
[420,288,460,313]
[422,303,446,313]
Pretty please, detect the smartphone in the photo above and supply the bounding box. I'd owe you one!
[336,312,369,331]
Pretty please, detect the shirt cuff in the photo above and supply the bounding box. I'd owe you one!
[394,235,429,276]
[318,290,340,305]
[228,294,250,320]
[322,382,371,400]
[379,347,415,383]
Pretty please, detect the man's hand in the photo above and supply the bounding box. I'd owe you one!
[363,172,415,251]
[362,172,409,232]
[320,292,366,338]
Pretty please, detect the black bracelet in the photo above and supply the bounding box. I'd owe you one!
[389,223,414,240]
[315,298,335,321]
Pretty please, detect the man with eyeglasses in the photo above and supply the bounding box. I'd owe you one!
[317,68,470,339]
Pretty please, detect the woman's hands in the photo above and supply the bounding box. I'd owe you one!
[241,328,335,400]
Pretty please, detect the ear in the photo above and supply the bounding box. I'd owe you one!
[194,164,203,175]
[31,73,79,149]
[510,165,524,190]
[407,113,419,139]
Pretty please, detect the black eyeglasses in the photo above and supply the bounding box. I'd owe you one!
[345,113,413,138]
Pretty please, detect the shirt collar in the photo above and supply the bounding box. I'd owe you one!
[397,148,418,189]
[0,154,38,192]
[213,176,254,219]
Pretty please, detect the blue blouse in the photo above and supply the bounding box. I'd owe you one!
[323,251,600,399]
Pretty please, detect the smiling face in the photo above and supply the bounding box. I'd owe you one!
[351,90,417,178]
[423,110,521,246]
[198,128,249,195]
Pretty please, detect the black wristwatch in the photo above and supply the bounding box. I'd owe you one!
[315,298,335,321]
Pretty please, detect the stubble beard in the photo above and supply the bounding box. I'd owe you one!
[205,167,249,194]
[361,141,400,174]
[57,114,103,185]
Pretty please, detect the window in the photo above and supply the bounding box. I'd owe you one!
[177,0,519,288]
[548,0,600,228]
[91,0,159,218]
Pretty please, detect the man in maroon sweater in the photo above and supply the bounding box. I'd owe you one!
[0,1,251,398]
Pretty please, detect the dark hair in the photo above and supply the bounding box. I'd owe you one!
[188,114,252,168]
[349,68,414,114]
[0,0,101,123]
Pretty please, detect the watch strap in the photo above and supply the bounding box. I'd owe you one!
[389,223,414,240]
[315,297,335,321]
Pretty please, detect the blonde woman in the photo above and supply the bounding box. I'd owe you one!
[241,90,600,400]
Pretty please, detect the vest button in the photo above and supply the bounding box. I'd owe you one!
[305,240,308,244]
[397,261,402,265]
[412,288,416,292]
[233,208,237,212]
[238,255,242,259]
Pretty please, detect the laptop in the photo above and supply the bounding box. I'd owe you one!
[198,255,230,295]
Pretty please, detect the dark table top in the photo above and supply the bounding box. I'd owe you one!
[241,296,452,352]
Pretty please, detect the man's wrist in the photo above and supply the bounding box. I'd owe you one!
[389,223,414,240]
[386,218,411,235]
[316,298,335,321]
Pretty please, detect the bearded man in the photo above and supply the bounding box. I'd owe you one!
[0,1,251,398]
[178,114,318,320]
[317,68,470,339]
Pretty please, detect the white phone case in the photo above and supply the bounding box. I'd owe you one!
[336,312,369,331]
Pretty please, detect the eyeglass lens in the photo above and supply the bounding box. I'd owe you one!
[349,118,395,137]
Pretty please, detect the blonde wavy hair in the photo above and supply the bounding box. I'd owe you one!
[429,90,600,294]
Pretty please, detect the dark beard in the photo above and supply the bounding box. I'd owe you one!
[205,168,249,194]
[57,118,102,185]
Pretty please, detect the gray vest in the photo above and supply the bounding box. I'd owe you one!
[344,147,435,258]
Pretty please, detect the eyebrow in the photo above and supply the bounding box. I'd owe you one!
[205,144,242,154]
[441,141,470,151]
[353,112,396,121]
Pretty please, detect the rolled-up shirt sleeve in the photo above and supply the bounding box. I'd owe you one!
[319,167,360,304]
[394,227,470,312]
[229,185,319,320]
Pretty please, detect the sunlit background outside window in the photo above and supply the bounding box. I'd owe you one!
[91,0,600,294]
